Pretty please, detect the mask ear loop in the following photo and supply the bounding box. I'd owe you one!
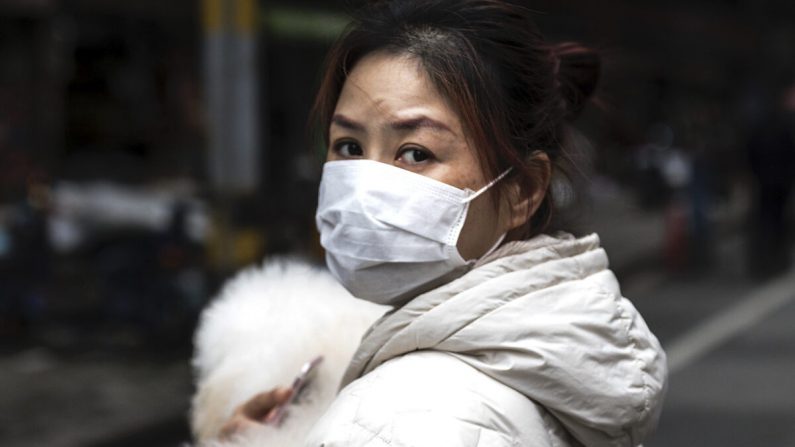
[453,167,513,262]
[480,232,507,259]
[462,167,514,204]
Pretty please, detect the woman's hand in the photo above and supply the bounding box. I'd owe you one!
[219,387,293,440]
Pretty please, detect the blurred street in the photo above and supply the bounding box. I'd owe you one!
[594,183,795,447]
[1,184,793,446]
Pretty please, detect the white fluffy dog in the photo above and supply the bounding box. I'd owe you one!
[190,259,387,446]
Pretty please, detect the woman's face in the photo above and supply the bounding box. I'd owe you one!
[327,51,514,260]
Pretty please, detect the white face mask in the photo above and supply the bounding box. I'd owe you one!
[315,159,510,305]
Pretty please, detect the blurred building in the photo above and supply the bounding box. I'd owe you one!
[2,0,793,234]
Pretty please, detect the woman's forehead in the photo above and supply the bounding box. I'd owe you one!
[333,52,463,135]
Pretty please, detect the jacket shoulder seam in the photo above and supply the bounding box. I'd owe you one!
[598,286,653,444]
[350,417,392,446]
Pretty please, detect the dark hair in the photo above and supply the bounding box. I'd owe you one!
[311,0,600,236]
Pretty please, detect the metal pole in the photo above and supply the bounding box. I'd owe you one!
[202,0,260,194]
[202,0,261,270]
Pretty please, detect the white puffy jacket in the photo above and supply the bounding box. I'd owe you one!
[191,233,667,447]
[305,233,667,446]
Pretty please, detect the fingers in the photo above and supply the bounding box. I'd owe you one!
[239,387,293,420]
[219,387,294,440]
[219,414,258,441]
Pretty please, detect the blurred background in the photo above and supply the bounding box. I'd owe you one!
[0,0,793,445]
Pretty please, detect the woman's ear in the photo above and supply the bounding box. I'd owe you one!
[503,151,551,231]
[528,150,551,214]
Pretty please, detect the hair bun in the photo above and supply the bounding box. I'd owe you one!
[552,42,601,120]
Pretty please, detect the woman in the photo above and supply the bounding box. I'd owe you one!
[208,0,667,445]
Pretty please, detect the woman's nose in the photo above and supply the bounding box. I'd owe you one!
[363,146,394,164]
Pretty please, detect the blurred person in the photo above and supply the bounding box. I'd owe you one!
[94,200,204,343]
[634,123,696,272]
[747,82,795,279]
[0,195,52,338]
[658,132,693,273]
[681,103,722,273]
[191,1,668,446]
[634,123,677,210]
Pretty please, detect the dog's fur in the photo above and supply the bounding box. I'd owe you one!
[190,259,387,446]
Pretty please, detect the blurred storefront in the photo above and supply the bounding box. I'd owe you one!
[0,0,351,349]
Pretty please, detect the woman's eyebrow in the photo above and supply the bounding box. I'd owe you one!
[331,113,454,135]
[390,116,453,134]
[331,114,366,131]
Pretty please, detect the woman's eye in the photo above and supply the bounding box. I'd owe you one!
[333,141,364,158]
[398,148,432,165]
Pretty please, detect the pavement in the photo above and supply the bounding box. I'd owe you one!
[1,182,793,446]
[0,349,193,447]
[591,187,795,446]
[631,251,795,446]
